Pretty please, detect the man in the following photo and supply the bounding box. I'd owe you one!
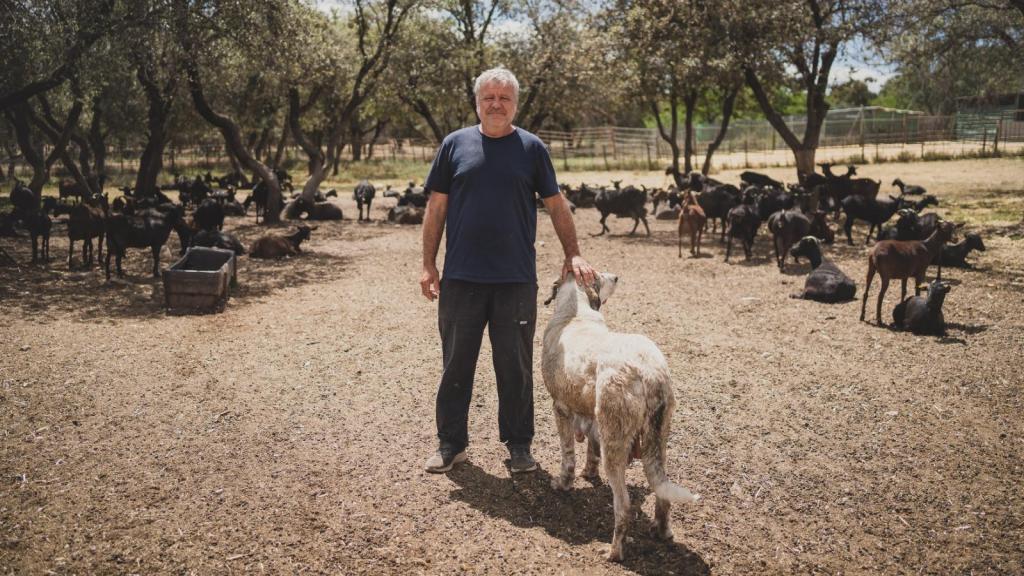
[420,67,595,474]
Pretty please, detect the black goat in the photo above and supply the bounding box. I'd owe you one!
[68,194,107,268]
[195,198,225,231]
[105,204,188,280]
[892,178,927,196]
[724,200,760,262]
[892,280,951,336]
[593,184,649,236]
[756,186,795,221]
[10,180,37,215]
[936,233,985,268]
[789,236,857,302]
[697,184,741,241]
[767,208,810,270]
[740,171,783,189]
[191,228,246,255]
[841,194,906,245]
[354,180,376,221]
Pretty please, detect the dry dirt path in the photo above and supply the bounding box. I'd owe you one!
[2,158,1023,574]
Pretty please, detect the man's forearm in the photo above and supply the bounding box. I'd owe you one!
[548,198,581,260]
[422,195,447,266]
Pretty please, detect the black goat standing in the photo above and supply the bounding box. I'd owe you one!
[354,180,376,221]
[105,204,189,280]
[593,184,649,236]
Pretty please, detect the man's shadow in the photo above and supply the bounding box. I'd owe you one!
[448,462,710,576]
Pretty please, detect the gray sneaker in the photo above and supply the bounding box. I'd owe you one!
[508,444,538,473]
[425,445,467,473]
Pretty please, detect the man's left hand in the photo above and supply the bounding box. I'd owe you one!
[564,255,595,287]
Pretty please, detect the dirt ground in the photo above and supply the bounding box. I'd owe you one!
[2,158,1023,575]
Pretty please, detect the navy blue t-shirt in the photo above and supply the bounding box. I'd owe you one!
[425,125,559,284]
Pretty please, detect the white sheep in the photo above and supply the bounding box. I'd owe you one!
[541,272,699,562]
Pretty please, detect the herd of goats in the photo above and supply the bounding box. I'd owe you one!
[558,163,985,336]
[0,161,987,335]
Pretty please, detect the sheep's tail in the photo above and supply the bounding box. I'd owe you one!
[641,397,700,504]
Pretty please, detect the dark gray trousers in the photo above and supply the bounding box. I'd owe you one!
[435,279,537,451]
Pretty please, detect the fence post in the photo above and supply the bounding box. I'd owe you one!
[646,143,652,170]
[562,141,569,171]
[982,127,988,154]
[744,139,749,168]
[994,119,1002,154]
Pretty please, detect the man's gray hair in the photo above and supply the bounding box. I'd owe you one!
[474,67,520,101]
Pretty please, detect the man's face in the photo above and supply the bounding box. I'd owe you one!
[476,81,517,136]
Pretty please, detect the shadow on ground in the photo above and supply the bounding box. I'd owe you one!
[448,462,709,576]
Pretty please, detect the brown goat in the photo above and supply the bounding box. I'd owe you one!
[860,220,955,325]
[677,191,707,258]
[249,225,316,259]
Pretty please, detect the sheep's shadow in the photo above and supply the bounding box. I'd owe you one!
[946,322,990,335]
[447,462,709,576]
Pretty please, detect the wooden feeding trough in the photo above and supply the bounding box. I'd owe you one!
[162,247,237,312]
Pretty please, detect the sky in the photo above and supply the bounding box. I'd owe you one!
[312,0,896,93]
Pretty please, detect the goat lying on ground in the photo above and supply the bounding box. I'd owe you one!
[936,233,985,268]
[789,237,856,302]
[861,221,955,325]
[541,272,699,562]
[892,279,951,336]
[191,229,246,255]
[387,205,424,224]
[249,225,316,259]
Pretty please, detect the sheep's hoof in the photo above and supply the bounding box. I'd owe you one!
[551,476,573,491]
[605,547,624,563]
[655,526,675,541]
[581,466,600,481]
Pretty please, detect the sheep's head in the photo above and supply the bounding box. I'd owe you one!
[543,272,618,311]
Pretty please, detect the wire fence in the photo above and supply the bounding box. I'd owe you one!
[3,109,1022,184]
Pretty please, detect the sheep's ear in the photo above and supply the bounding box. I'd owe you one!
[543,278,562,306]
[583,282,601,311]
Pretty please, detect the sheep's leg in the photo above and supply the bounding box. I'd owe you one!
[900,278,908,302]
[876,277,889,326]
[860,261,876,321]
[593,213,608,236]
[628,217,640,235]
[68,238,74,269]
[641,216,650,236]
[551,408,576,490]
[725,234,733,262]
[104,248,111,281]
[719,218,727,242]
[604,450,631,562]
[582,431,601,480]
[773,234,782,269]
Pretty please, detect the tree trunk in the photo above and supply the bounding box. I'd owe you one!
[701,84,740,175]
[401,95,446,143]
[366,119,387,160]
[88,97,106,180]
[272,121,290,168]
[287,88,327,205]
[25,99,90,196]
[350,116,364,162]
[682,90,697,175]
[135,64,172,197]
[5,105,48,194]
[651,91,684,189]
[185,56,281,224]
[793,147,816,176]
